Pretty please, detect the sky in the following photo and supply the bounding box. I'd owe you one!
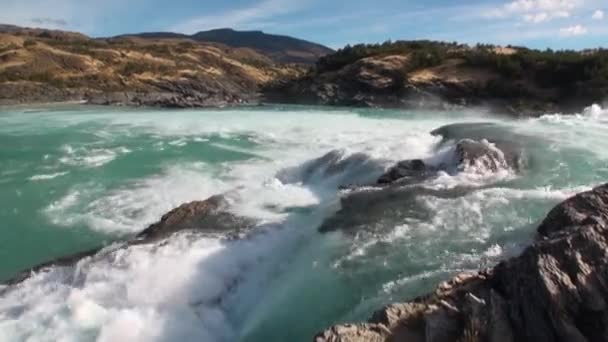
[1,0,607,50]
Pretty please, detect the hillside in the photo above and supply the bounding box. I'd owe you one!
[265,41,608,115]
[0,25,305,107]
[117,28,334,64]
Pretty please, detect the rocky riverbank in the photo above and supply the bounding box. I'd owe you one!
[315,183,608,342]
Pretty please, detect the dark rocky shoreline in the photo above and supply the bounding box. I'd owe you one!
[316,184,608,342]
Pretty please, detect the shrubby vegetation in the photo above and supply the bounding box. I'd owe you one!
[316,40,608,89]
[316,40,461,73]
[463,46,608,87]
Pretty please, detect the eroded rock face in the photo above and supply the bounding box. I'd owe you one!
[315,183,608,342]
[537,185,608,238]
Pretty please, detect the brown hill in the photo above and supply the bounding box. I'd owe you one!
[0,26,305,107]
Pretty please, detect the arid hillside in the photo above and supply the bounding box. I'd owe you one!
[0,25,305,107]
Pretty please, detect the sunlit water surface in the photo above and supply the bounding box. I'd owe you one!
[1,104,608,341]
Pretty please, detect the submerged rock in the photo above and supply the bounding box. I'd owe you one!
[281,149,382,186]
[315,183,608,342]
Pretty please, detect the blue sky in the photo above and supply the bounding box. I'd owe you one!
[1,0,607,50]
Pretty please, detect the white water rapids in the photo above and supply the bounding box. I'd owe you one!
[1,104,608,341]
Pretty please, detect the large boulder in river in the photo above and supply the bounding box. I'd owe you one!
[321,138,516,233]
[137,195,253,241]
[377,138,514,185]
[5,194,252,285]
[315,183,608,342]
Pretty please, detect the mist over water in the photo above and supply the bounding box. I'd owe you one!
[1,104,608,341]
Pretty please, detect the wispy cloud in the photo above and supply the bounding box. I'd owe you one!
[484,0,581,23]
[170,0,308,33]
[559,24,588,36]
[592,9,604,20]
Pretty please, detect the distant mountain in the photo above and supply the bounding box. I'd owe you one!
[116,28,334,64]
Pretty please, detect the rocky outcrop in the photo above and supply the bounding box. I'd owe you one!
[320,135,524,233]
[136,195,253,241]
[315,183,608,342]
[264,49,605,116]
[5,195,252,285]
[264,54,427,108]
[377,138,517,185]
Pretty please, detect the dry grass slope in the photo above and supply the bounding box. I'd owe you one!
[0,27,305,105]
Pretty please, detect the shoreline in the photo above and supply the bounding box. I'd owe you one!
[0,95,595,117]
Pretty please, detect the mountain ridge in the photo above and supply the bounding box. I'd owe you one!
[113,28,334,64]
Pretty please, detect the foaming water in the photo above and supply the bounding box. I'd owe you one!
[0,105,607,341]
[45,164,230,234]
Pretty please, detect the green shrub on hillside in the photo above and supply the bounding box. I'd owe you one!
[23,39,37,48]
[317,40,608,90]
[316,40,460,72]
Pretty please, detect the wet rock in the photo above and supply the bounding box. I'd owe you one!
[4,194,253,285]
[432,123,529,172]
[537,185,608,238]
[376,137,514,186]
[301,150,379,184]
[318,186,430,233]
[454,139,508,173]
[315,183,608,342]
[136,195,253,242]
[377,159,430,185]
[318,185,474,233]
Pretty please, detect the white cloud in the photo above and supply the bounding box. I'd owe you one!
[524,12,549,23]
[170,0,307,34]
[592,10,604,20]
[559,24,588,36]
[508,0,578,12]
[485,0,580,23]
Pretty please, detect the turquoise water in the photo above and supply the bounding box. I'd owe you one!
[0,104,607,341]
